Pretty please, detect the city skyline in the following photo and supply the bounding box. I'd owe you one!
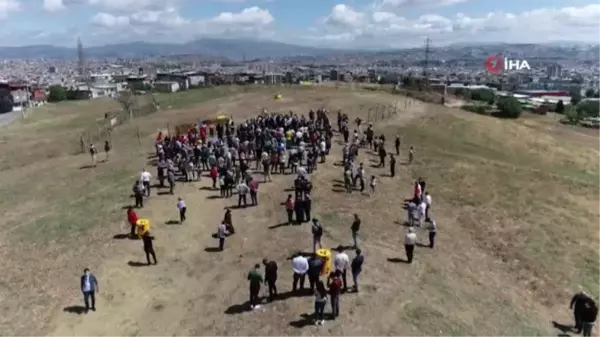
[0,0,595,49]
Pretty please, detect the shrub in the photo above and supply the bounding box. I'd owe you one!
[495,97,522,119]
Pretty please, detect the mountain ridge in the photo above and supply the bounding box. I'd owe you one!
[0,38,597,60]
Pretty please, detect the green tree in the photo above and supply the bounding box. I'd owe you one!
[470,89,495,104]
[565,107,579,123]
[47,85,67,102]
[555,100,565,114]
[570,89,582,106]
[577,100,600,118]
[495,97,522,118]
[585,88,596,98]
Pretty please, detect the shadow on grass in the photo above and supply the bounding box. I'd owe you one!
[127,261,148,267]
[552,321,574,336]
[206,195,222,200]
[165,220,180,225]
[269,222,290,229]
[157,191,171,196]
[79,164,96,170]
[331,188,347,193]
[224,302,250,315]
[289,313,315,328]
[113,233,131,239]
[63,305,87,314]
[387,257,409,263]
[204,247,222,253]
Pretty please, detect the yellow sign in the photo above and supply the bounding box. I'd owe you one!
[316,249,332,276]
[136,218,150,236]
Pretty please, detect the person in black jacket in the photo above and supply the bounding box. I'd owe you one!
[142,231,157,265]
[582,299,598,337]
[262,258,278,301]
[572,292,591,333]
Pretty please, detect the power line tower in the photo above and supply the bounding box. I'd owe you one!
[77,36,85,77]
[422,36,431,78]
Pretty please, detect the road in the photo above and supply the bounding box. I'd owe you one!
[0,110,21,126]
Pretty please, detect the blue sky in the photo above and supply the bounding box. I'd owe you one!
[0,0,598,48]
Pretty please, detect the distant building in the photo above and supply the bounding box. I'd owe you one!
[154,81,180,93]
[48,66,56,74]
[330,69,339,81]
[264,73,284,85]
[547,64,562,79]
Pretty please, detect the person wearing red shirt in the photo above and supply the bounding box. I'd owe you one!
[127,207,138,237]
[327,271,342,319]
[210,166,218,189]
[285,194,295,225]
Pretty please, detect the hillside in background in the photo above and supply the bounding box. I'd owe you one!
[0,38,597,61]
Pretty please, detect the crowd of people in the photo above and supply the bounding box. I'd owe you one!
[78,105,597,335]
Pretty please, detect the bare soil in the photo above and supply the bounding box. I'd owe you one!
[0,86,597,336]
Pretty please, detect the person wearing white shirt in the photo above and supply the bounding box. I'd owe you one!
[319,139,327,163]
[427,219,437,248]
[177,197,186,224]
[404,228,417,264]
[292,255,309,292]
[217,222,228,251]
[424,192,432,220]
[417,202,427,227]
[334,251,350,291]
[140,169,152,197]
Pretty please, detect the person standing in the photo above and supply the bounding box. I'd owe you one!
[249,179,259,206]
[583,299,598,337]
[427,219,437,248]
[177,197,186,224]
[408,146,415,165]
[285,194,295,225]
[424,191,432,220]
[247,264,263,310]
[292,254,309,293]
[217,222,228,251]
[262,258,278,301]
[395,135,400,155]
[369,175,377,196]
[167,169,175,195]
[140,169,152,197]
[351,249,364,292]
[334,250,350,292]
[312,219,323,253]
[126,207,138,237]
[237,181,249,208]
[314,280,327,325]
[132,180,144,208]
[389,154,396,177]
[351,214,361,248]
[572,292,593,333]
[89,144,98,166]
[304,191,312,222]
[327,271,342,319]
[80,268,98,313]
[223,208,234,234]
[142,231,157,265]
[104,140,111,161]
[404,227,417,264]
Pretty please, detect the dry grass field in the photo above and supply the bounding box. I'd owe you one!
[0,85,597,336]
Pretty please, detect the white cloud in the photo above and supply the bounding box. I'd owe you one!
[311,3,600,48]
[88,0,172,12]
[43,0,66,12]
[91,12,129,26]
[88,6,274,42]
[210,6,273,25]
[379,0,466,7]
[0,0,20,17]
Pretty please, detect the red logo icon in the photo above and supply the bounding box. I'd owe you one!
[485,55,503,73]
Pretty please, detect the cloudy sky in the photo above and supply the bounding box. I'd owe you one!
[0,0,598,48]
